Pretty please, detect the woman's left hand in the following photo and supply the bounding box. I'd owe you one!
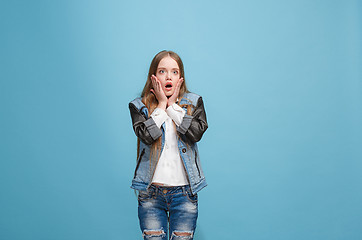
[168,78,183,107]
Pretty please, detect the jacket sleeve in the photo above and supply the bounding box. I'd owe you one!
[177,97,208,143]
[129,103,162,145]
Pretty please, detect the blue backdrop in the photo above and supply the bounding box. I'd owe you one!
[1,0,361,239]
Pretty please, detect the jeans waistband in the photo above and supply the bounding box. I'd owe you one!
[149,184,191,195]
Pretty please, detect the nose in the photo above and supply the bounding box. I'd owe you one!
[166,71,171,79]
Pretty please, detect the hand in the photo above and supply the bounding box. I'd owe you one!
[168,77,183,107]
[150,75,167,109]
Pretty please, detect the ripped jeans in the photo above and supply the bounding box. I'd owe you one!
[138,184,198,240]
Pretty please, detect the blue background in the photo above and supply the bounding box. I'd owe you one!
[1,0,361,239]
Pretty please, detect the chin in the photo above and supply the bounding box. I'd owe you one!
[165,92,174,97]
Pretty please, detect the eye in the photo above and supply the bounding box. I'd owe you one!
[173,70,179,74]
[159,70,165,74]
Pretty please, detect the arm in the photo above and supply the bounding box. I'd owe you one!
[129,103,162,145]
[176,97,208,143]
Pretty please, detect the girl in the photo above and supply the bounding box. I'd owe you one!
[129,50,208,240]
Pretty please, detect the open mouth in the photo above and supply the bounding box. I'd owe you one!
[165,83,173,90]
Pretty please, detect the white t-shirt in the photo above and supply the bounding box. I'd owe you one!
[150,103,189,186]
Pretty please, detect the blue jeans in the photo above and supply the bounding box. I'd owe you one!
[138,184,198,240]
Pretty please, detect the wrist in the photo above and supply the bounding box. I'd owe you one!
[168,101,175,108]
[157,101,167,110]
[168,97,176,107]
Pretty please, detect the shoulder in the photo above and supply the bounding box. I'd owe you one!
[180,92,202,106]
[129,97,145,110]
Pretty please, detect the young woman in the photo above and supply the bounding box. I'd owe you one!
[129,50,208,240]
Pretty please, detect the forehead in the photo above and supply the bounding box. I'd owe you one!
[157,56,179,69]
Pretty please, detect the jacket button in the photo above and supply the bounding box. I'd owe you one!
[182,148,186,153]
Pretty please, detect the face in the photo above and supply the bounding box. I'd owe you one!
[155,56,181,97]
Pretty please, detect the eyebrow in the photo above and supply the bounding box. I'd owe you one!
[157,67,179,70]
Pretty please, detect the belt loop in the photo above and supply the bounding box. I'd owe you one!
[154,185,158,199]
[182,186,186,196]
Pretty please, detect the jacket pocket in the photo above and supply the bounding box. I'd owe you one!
[195,150,201,178]
[134,148,145,179]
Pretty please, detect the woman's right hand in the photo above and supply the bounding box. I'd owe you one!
[150,75,167,110]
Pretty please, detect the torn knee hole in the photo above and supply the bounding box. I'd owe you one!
[144,230,164,236]
[174,231,192,236]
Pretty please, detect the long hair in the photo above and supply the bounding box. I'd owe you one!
[137,50,192,171]
[141,50,188,110]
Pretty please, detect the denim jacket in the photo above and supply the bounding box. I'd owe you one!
[129,92,208,194]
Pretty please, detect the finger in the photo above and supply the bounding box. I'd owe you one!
[176,78,183,87]
[179,78,184,87]
[154,77,161,84]
[152,74,159,84]
[152,78,158,90]
[175,78,183,92]
[151,75,158,85]
[156,78,162,89]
